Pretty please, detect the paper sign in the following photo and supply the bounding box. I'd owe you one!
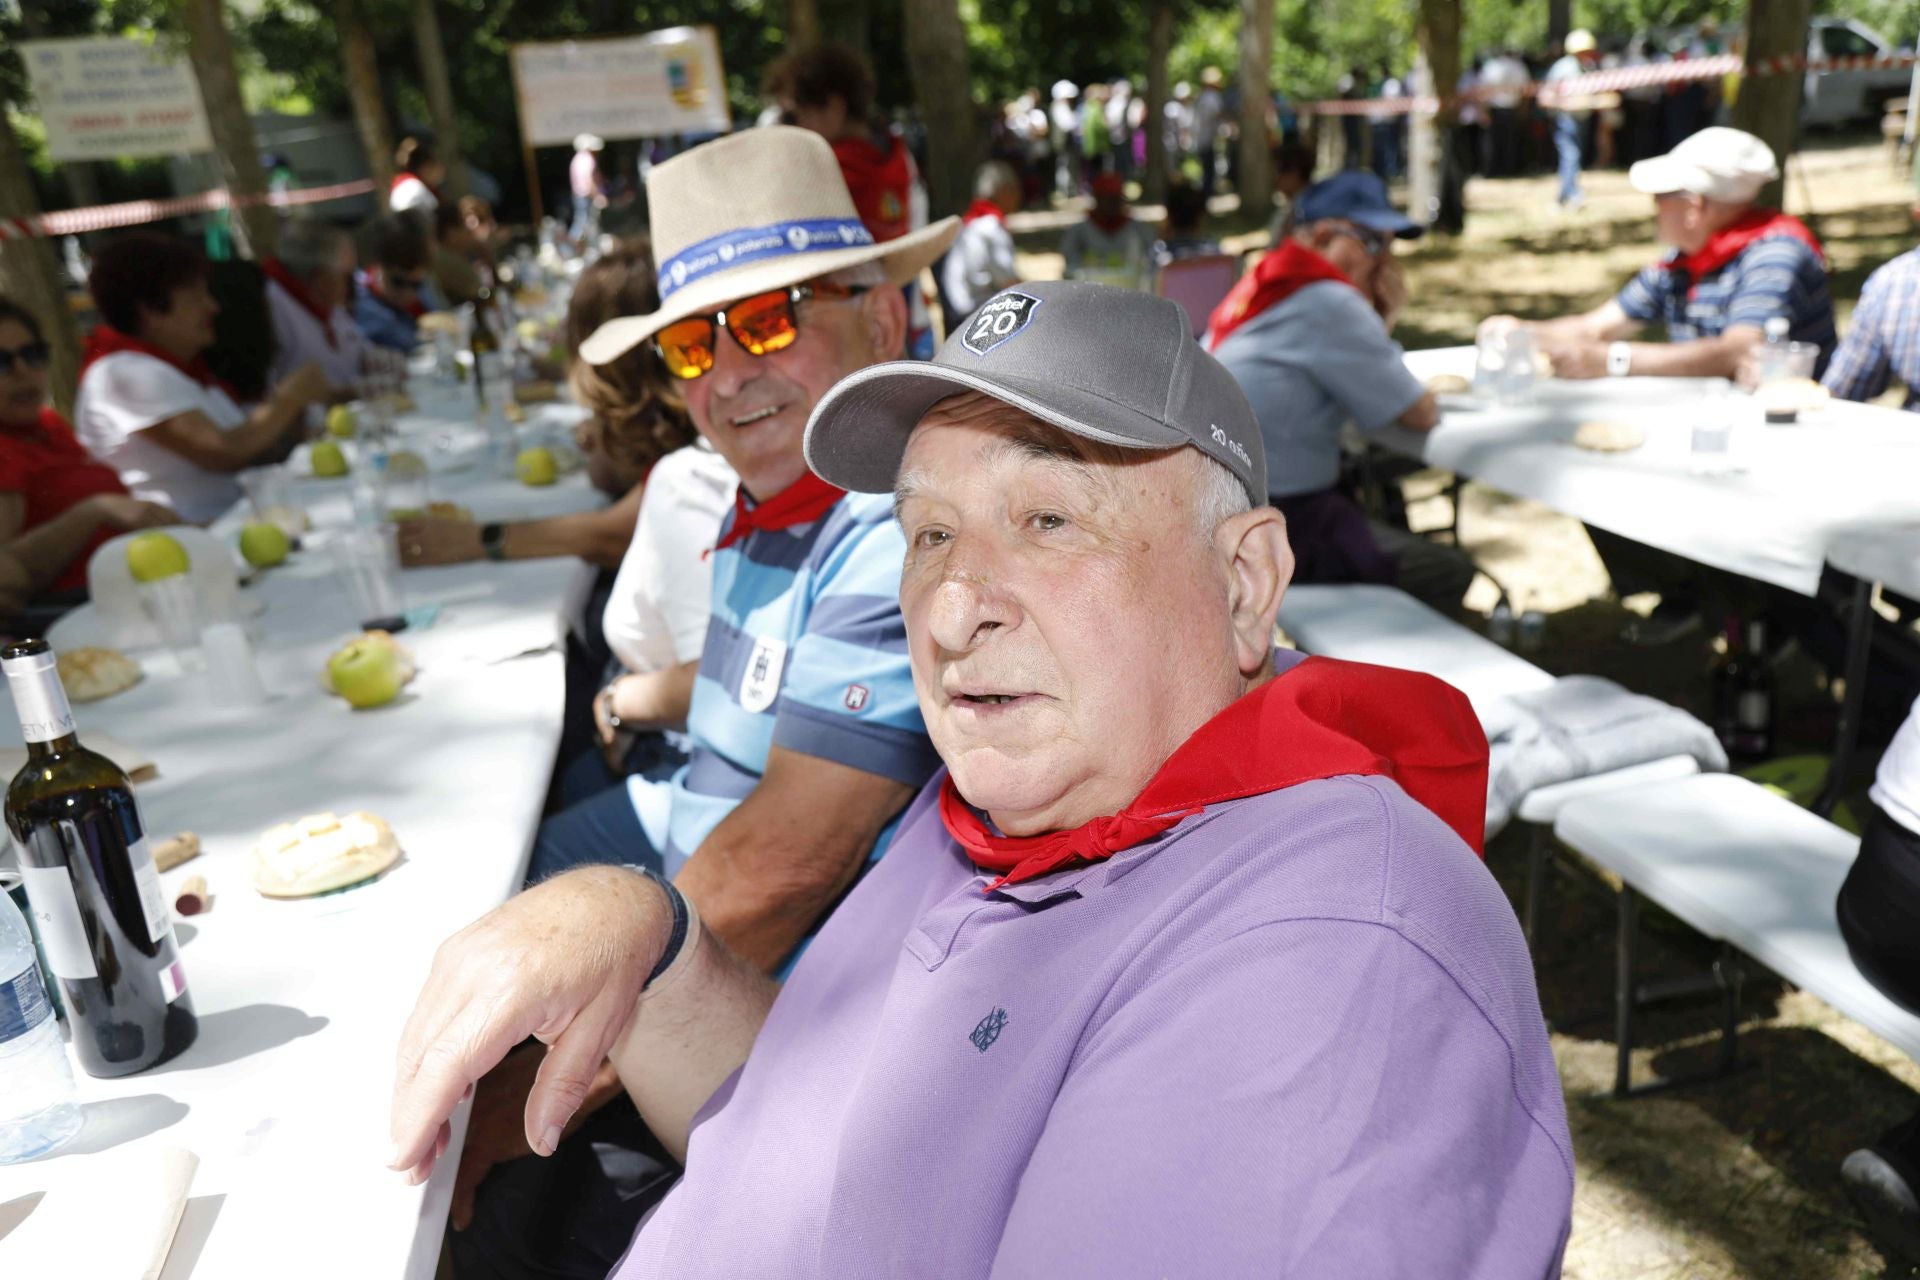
[22,35,213,161]
[509,26,730,147]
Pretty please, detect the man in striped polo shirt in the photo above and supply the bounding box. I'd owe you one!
[446,128,960,1280]
[1479,127,1837,644]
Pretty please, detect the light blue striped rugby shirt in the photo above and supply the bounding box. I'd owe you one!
[626,491,941,878]
[1614,232,1837,373]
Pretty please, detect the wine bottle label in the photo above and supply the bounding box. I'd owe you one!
[128,836,171,948]
[1737,692,1771,729]
[0,965,52,1041]
[16,865,97,980]
[159,958,188,1004]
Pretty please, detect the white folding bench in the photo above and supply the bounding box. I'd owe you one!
[1556,772,1920,1096]
[1277,584,1700,937]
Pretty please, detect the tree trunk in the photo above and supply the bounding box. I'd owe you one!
[1235,0,1275,225]
[411,0,469,202]
[902,0,977,219]
[821,0,870,58]
[1143,0,1175,204]
[788,0,821,50]
[180,0,276,259]
[0,121,81,417]
[339,0,395,210]
[1416,0,1465,232]
[1547,0,1571,47]
[1732,0,1810,209]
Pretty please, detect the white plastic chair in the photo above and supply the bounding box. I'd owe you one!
[1153,254,1241,338]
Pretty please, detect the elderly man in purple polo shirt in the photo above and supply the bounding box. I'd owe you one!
[392,282,1574,1276]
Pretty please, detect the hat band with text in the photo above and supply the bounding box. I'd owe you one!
[657,218,877,299]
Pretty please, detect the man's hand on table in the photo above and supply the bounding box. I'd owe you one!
[1536,336,1607,380]
[389,866,675,1187]
[396,515,483,567]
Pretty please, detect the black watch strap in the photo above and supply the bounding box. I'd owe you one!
[480,522,507,561]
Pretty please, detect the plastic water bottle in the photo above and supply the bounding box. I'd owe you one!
[0,887,82,1163]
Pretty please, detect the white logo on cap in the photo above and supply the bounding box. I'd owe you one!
[1209,424,1251,469]
[719,243,735,262]
[671,260,688,287]
[961,291,1042,356]
[786,226,810,250]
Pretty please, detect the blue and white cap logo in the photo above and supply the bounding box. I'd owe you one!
[961,290,1042,356]
[656,218,877,300]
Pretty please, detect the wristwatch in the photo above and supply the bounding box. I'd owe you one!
[479,521,508,561]
[1606,341,1633,377]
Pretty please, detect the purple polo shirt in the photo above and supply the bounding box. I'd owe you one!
[615,741,1573,1277]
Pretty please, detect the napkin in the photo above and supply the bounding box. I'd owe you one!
[0,1144,198,1279]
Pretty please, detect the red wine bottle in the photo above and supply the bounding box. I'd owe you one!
[2,640,197,1077]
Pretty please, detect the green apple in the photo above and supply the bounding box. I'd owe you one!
[515,445,558,487]
[325,404,357,439]
[126,531,191,583]
[238,522,291,569]
[325,637,406,710]
[311,439,350,478]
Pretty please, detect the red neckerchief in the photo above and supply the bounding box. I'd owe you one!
[263,257,335,347]
[366,276,428,321]
[963,199,1006,224]
[939,654,1488,891]
[79,325,239,402]
[1670,209,1824,298]
[1205,240,1359,350]
[390,172,438,199]
[708,470,847,557]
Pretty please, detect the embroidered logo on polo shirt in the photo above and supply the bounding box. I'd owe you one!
[843,683,869,711]
[961,291,1040,356]
[970,1007,1007,1053]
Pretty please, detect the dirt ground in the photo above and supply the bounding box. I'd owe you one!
[1008,135,1920,1278]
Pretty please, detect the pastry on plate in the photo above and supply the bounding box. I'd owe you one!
[416,311,463,336]
[1571,420,1644,452]
[251,810,402,898]
[1425,372,1473,395]
[57,647,142,702]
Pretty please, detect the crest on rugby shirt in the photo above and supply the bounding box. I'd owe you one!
[961,290,1041,356]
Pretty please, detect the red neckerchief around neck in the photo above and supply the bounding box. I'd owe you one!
[1671,209,1824,297]
[79,325,239,402]
[708,469,847,557]
[263,257,336,347]
[963,198,1006,224]
[938,655,1489,892]
[1204,239,1359,351]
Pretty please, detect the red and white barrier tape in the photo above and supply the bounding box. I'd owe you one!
[0,178,377,242]
[1300,50,1915,116]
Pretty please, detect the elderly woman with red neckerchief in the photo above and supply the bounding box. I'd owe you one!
[0,294,177,608]
[71,232,328,525]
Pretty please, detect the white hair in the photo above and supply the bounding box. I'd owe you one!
[278,217,350,279]
[1190,450,1251,537]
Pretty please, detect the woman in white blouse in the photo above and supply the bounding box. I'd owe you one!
[73,233,327,524]
[389,137,446,214]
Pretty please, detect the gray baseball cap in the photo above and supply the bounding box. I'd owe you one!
[803,280,1266,505]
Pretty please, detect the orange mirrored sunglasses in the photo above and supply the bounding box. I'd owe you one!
[652,281,871,380]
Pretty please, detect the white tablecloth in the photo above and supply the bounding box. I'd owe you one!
[0,383,604,1278]
[1395,347,1920,597]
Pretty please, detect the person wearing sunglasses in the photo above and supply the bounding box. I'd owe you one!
[0,295,179,608]
[1204,169,1473,614]
[437,126,958,1280]
[352,213,439,353]
[73,233,330,525]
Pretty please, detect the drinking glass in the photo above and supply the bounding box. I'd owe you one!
[1690,383,1736,475]
[138,575,205,671]
[331,525,406,631]
[240,466,306,539]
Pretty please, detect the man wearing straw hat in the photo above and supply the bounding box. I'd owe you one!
[446,126,958,1279]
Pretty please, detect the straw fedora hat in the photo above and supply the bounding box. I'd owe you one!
[580,126,959,365]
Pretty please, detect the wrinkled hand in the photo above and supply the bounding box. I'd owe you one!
[276,360,331,409]
[390,866,671,1187]
[1539,338,1607,380]
[396,516,482,567]
[86,493,178,531]
[449,1045,608,1230]
[1732,348,1765,391]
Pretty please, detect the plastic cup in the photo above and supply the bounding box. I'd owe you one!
[200,621,268,710]
[1691,383,1736,476]
[240,466,305,539]
[331,525,406,632]
[137,574,205,671]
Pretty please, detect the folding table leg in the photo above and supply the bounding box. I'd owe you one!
[1522,824,1550,946]
[1816,576,1875,819]
[1614,885,1638,1098]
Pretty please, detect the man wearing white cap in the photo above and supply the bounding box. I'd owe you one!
[446,127,958,1279]
[570,133,606,244]
[1481,126,1836,644]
